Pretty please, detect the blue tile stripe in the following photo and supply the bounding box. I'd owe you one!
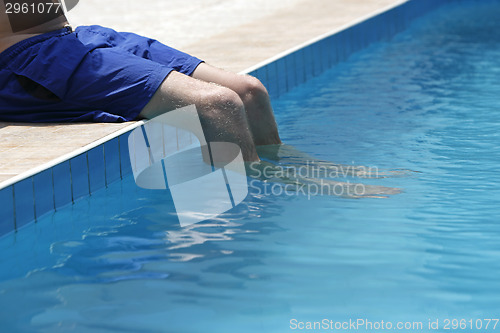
[247,0,449,98]
[0,137,131,237]
[0,186,15,238]
[0,0,454,238]
[33,169,54,220]
[13,177,35,230]
[104,137,122,186]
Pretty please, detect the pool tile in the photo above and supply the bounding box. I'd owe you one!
[266,61,279,99]
[345,30,354,60]
[395,8,404,34]
[338,30,349,62]
[303,45,314,81]
[285,54,297,92]
[364,16,377,45]
[13,177,35,229]
[385,11,395,40]
[295,48,306,85]
[327,35,339,67]
[311,42,324,76]
[344,28,354,56]
[104,137,121,186]
[402,4,412,30]
[70,153,90,201]
[276,58,287,96]
[361,21,370,49]
[319,39,330,72]
[253,67,267,89]
[388,10,397,38]
[33,169,54,219]
[120,134,133,178]
[351,24,362,54]
[356,21,365,49]
[0,185,15,237]
[87,146,106,194]
[393,7,402,34]
[333,32,342,62]
[53,161,72,209]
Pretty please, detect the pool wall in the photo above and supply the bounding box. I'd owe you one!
[0,0,453,238]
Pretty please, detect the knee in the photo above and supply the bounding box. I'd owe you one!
[202,86,245,115]
[237,75,269,103]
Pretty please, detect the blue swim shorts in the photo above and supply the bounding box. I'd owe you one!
[0,25,203,122]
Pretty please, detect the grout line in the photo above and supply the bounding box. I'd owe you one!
[103,143,108,187]
[51,167,56,211]
[12,184,17,231]
[118,137,123,180]
[69,159,74,203]
[32,176,37,222]
[86,152,91,196]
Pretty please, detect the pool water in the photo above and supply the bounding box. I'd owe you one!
[2,2,500,332]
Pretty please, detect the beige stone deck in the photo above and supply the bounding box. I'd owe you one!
[0,0,402,186]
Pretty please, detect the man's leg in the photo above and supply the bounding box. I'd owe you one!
[139,70,259,161]
[191,63,281,146]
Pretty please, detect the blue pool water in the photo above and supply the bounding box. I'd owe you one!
[2,2,500,332]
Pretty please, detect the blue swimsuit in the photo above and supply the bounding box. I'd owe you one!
[0,25,203,122]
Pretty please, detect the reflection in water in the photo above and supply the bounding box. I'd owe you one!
[0,175,290,331]
[0,171,287,285]
[161,187,286,259]
[249,144,405,198]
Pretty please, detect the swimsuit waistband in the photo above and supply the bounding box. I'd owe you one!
[0,26,73,68]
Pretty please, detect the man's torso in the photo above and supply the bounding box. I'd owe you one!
[0,0,68,54]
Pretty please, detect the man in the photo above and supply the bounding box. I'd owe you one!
[0,1,402,198]
[0,0,281,161]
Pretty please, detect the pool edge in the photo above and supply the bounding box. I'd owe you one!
[0,0,448,238]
